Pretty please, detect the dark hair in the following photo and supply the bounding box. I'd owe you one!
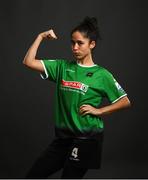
[71,16,101,43]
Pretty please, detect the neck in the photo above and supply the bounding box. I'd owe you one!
[77,54,95,66]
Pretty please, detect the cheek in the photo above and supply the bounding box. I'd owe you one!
[81,43,89,49]
[82,45,91,53]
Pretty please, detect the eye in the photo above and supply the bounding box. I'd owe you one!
[71,40,75,45]
[77,41,84,45]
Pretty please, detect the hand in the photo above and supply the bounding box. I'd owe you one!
[79,104,102,116]
[39,29,58,40]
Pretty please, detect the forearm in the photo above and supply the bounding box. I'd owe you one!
[97,96,131,116]
[23,35,43,65]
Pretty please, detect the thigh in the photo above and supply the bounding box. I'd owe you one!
[26,138,72,178]
[61,161,88,179]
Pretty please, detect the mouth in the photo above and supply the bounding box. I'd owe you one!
[73,52,81,56]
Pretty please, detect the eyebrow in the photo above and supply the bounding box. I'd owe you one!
[71,39,84,43]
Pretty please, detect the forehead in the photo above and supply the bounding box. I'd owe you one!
[71,31,88,41]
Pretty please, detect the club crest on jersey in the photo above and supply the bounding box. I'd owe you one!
[61,79,89,93]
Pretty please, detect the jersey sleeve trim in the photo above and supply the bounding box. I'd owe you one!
[40,60,48,79]
[111,93,127,104]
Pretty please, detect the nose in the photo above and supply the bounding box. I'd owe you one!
[73,43,79,51]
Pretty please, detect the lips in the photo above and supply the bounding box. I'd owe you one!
[73,52,80,56]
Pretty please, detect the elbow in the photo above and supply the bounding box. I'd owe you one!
[129,99,132,107]
[127,100,131,108]
[23,60,31,68]
[23,60,26,66]
[118,96,131,109]
[22,58,32,67]
[124,97,131,108]
[23,58,27,66]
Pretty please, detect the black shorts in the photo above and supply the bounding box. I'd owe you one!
[26,133,103,178]
[47,133,104,169]
[67,136,103,168]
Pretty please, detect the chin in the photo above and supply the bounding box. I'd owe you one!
[73,55,81,60]
[75,55,84,60]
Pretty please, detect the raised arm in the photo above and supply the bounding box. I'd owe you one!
[23,29,57,72]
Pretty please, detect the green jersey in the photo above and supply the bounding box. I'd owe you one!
[40,59,127,138]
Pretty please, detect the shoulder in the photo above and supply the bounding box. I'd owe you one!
[94,65,116,84]
[42,59,71,66]
[95,64,113,77]
[55,59,73,65]
[58,59,77,68]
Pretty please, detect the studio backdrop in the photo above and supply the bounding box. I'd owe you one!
[0,0,148,178]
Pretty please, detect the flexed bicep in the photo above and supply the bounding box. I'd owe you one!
[23,29,58,73]
[24,59,44,72]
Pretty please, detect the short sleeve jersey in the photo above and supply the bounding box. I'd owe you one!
[40,59,127,138]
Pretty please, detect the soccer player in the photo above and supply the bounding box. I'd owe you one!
[23,17,131,179]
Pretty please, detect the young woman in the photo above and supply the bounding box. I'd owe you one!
[23,17,131,179]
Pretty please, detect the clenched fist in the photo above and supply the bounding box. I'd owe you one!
[39,29,58,40]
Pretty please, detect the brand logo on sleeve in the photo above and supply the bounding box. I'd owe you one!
[114,79,124,91]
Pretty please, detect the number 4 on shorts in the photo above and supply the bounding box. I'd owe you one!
[71,147,78,158]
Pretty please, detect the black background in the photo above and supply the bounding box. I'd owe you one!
[0,0,148,178]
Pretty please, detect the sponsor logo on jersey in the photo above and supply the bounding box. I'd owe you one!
[61,79,89,93]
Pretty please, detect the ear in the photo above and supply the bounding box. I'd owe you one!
[90,41,96,49]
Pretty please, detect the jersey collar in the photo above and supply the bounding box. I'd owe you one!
[77,61,97,68]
